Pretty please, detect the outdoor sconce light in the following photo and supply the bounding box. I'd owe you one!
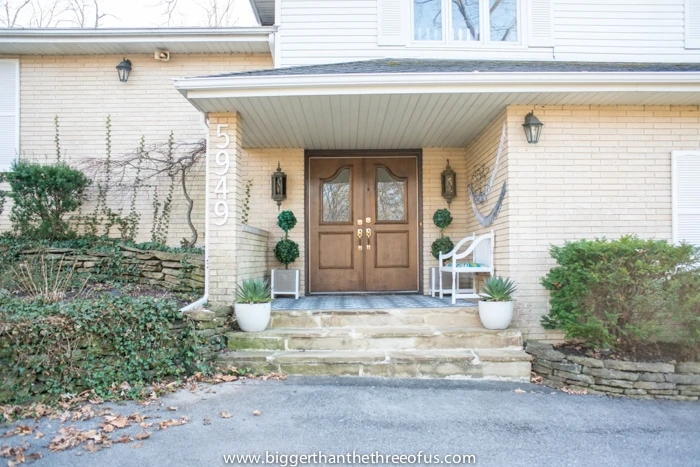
[271,162,287,208]
[441,159,456,206]
[116,57,132,83]
[522,111,544,144]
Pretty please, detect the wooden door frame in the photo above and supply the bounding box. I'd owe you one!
[304,150,424,295]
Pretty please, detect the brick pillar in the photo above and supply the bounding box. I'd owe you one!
[207,113,243,304]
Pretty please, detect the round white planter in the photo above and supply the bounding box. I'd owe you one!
[235,302,271,332]
[478,301,514,330]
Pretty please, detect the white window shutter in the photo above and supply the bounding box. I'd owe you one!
[377,0,405,46]
[672,151,700,246]
[528,0,554,47]
[686,0,700,48]
[0,59,19,172]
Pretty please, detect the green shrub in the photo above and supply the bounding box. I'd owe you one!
[274,210,299,269]
[2,160,91,240]
[432,209,453,232]
[431,236,454,260]
[541,236,700,352]
[274,238,300,268]
[277,210,297,233]
[431,209,454,260]
[0,294,209,404]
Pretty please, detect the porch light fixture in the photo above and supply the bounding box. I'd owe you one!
[271,162,287,209]
[522,111,544,144]
[116,57,132,83]
[441,159,456,206]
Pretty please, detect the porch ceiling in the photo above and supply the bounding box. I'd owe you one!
[190,91,700,149]
[174,61,700,149]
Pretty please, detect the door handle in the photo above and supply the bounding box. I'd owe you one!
[366,228,372,250]
[357,228,363,250]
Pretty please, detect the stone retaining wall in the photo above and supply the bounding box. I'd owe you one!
[19,245,204,292]
[527,342,700,401]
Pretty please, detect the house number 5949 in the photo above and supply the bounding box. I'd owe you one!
[214,124,230,226]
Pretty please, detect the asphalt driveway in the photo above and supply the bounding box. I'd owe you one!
[4,377,699,466]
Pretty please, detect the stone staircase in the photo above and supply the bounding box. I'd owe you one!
[218,306,531,379]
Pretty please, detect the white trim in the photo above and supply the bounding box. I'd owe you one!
[671,149,700,245]
[175,71,700,99]
[0,27,273,39]
[0,27,274,55]
[0,59,19,173]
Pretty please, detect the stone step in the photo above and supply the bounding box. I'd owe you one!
[225,326,523,352]
[218,348,531,380]
[269,307,481,329]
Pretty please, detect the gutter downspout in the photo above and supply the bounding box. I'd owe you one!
[181,110,210,312]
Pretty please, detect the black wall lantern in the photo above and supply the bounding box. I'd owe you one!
[441,159,456,206]
[523,111,544,144]
[271,162,287,208]
[116,57,132,83]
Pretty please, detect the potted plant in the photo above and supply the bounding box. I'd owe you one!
[478,277,517,330]
[431,208,454,261]
[271,210,300,298]
[235,278,273,332]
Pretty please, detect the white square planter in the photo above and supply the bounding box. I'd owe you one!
[271,269,300,299]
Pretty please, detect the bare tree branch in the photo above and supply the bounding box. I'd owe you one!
[83,139,206,246]
[199,0,237,27]
[2,0,32,28]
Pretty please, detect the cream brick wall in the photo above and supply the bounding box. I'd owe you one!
[0,53,272,245]
[240,148,306,294]
[208,113,244,303]
[504,104,700,341]
[237,225,271,283]
[421,149,469,293]
[464,110,512,289]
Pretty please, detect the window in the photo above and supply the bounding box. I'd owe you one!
[672,151,700,246]
[413,0,519,44]
[0,59,19,172]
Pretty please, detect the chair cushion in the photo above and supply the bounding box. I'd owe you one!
[456,262,483,268]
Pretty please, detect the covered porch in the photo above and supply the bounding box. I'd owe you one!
[174,58,700,341]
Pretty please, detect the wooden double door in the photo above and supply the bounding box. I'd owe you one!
[308,154,419,293]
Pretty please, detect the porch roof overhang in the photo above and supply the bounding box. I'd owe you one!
[173,59,700,149]
[0,27,274,55]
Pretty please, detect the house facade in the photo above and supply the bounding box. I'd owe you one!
[1,1,700,342]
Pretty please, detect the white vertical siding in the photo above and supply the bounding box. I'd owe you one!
[554,0,700,61]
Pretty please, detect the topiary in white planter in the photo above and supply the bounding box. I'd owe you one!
[477,277,517,330]
[235,278,272,332]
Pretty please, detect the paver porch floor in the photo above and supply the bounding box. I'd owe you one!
[271,294,477,310]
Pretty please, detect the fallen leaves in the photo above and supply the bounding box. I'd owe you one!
[2,425,35,438]
[561,386,588,395]
[253,410,261,416]
[513,389,526,394]
[0,443,29,465]
[220,411,232,419]
[158,416,190,431]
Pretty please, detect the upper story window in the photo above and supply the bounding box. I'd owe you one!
[413,0,519,44]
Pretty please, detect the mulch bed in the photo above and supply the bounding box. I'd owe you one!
[554,341,698,364]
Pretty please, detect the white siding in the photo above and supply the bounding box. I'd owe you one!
[0,59,18,172]
[554,0,700,61]
[278,0,552,67]
[278,0,700,67]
